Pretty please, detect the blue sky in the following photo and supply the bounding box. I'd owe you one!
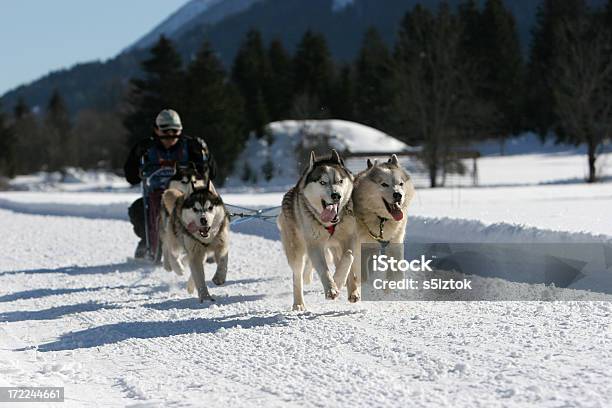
[0,0,188,96]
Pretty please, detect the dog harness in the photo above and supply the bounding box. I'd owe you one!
[360,216,390,254]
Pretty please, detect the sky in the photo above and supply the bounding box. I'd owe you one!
[0,0,189,96]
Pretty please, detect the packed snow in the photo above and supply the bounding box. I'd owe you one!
[1,124,611,407]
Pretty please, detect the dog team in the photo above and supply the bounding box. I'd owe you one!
[127,109,415,310]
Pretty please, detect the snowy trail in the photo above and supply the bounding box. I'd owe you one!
[1,207,612,407]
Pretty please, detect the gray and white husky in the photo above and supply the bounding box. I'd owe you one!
[160,183,229,302]
[278,150,360,311]
[352,155,415,278]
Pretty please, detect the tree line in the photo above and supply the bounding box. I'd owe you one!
[1,0,611,186]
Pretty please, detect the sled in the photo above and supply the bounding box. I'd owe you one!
[141,166,177,263]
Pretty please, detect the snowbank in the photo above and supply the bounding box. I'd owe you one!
[224,119,412,189]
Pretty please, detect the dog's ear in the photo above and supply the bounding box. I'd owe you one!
[367,159,374,169]
[330,149,342,164]
[388,154,399,166]
[308,151,316,172]
[162,189,184,214]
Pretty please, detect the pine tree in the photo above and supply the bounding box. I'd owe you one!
[182,41,246,183]
[12,98,43,174]
[354,27,394,131]
[123,35,184,147]
[458,0,482,59]
[231,29,271,137]
[478,0,524,148]
[0,103,15,177]
[266,39,293,121]
[330,64,355,120]
[526,0,588,135]
[292,30,335,118]
[45,90,73,171]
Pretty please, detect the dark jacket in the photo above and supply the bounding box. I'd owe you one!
[124,134,217,186]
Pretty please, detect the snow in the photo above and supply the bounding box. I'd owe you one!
[1,128,611,406]
[225,119,413,190]
[1,207,611,407]
[332,0,355,11]
[9,168,130,192]
[125,0,262,53]
[126,0,224,51]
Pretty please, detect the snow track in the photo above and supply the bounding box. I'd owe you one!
[1,201,612,406]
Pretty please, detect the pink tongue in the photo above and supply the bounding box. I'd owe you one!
[187,221,199,233]
[320,203,338,223]
[389,206,404,221]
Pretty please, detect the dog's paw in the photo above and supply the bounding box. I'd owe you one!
[292,303,306,312]
[325,286,339,300]
[212,274,226,286]
[198,293,215,303]
[348,290,361,303]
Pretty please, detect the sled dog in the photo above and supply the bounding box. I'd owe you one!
[160,183,229,302]
[278,150,359,311]
[352,155,415,280]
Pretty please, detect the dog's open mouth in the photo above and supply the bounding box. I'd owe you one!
[198,226,211,238]
[383,198,404,221]
[320,200,339,224]
[187,221,211,238]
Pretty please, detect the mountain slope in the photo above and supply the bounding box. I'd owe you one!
[126,0,262,52]
[1,0,606,117]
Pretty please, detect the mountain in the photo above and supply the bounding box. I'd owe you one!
[125,0,263,52]
[0,0,607,117]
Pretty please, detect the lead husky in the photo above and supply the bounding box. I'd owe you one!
[352,155,415,279]
[278,150,359,311]
[160,183,229,302]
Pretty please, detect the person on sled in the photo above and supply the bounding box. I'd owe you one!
[124,109,217,258]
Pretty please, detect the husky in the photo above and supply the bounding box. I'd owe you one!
[352,155,415,280]
[160,183,229,302]
[277,150,359,311]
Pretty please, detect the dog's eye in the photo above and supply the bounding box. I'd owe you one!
[399,182,404,187]
[208,206,213,211]
[381,183,389,187]
[192,208,198,213]
[338,179,343,184]
[319,180,327,185]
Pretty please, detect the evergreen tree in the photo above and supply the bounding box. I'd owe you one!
[330,64,355,120]
[12,98,43,174]
[45,89,73,171]
[266,39,293,121]
[231,29,271,137]
[458,0,482,59]
[478,0,524,148]
[292,30,335,118]
[0,103,15,177]
[354,27,394,131]
[123,35,184,147]
[526,0,588,135]
[182,41,246,183]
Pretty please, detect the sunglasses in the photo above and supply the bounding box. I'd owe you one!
[159,128,181,138]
